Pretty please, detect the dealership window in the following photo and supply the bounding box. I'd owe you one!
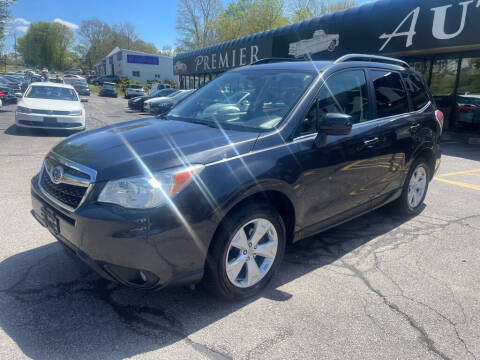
[132,71,140,77]
[296,70,370,136]
[455,57,480,131]
[408,60,432,83]
[371,70,409,118]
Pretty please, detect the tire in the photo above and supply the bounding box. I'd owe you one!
[391,158,430,216]
[203,202,286,300]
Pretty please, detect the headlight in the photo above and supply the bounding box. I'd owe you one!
[70,109,83,116]
[98,165,204,209]
[158,102,172,107]
[17,106,31,113]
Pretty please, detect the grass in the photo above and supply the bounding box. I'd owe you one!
[89,85,101,94]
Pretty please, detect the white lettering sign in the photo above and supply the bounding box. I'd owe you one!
[431,1,473,40]
[379,7,420,51]
[193,45,261,72]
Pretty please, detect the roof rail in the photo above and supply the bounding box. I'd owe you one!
[334,54,409,68]
[251,58,302,65]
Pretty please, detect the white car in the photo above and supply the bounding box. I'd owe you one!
[15,82,87,131]
[288,30,340,58]
[125,84,145,99]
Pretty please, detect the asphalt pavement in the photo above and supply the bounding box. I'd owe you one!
[0,94,479,360]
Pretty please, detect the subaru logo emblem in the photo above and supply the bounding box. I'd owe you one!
[51,166,64,184]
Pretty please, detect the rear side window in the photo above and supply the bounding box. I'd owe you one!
[403,72,430,111]
[371,70,409,118]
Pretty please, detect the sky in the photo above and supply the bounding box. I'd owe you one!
[6,0,372,52]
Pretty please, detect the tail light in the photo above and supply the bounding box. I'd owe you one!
[0,90,5,97]
[435,110,444,132]
[457,105,475,112]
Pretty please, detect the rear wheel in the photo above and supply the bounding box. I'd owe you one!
[391,158,430,215]
[204,202,286,300]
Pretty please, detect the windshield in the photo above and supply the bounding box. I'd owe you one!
[168,69,315,131]
[25,85,79,101]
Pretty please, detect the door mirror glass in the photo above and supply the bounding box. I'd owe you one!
[318,113,353,136]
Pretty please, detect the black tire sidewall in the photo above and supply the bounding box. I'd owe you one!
[206,203,286,300]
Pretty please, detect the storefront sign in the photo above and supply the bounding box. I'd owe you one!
[175,0,480,77]
[127,55,159,65]
[174,38,272,75]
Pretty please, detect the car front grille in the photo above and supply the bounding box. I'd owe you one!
[40,170,87,209]
[19,120,83,128]
[39,155,96,211]
[31,109,71,115]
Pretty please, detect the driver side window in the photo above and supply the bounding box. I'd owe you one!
[296,70,370,137]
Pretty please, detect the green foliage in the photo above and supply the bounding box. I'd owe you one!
[289,0,358,22]
[79,19,160,69]
[216,0,289,42]
[0,0,16,53]
[17,22,74,70]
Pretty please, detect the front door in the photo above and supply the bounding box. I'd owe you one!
[294,69,383,235]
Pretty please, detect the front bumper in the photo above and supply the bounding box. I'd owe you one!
[16,112,85,129]
[31,175,209,289]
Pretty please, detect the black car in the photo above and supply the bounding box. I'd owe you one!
[99,82,117,97]
[150,90,194,115]
[93,75,120,86]
[72,80,91,96]
[31,55,442,300]
[128,88,178,111]
[0,85,18,105]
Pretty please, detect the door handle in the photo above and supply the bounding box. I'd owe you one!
[363,137,379,147]
[409,123,421,133]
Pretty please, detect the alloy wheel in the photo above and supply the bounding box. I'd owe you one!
[408,165,427,209]
[225,218,278,288]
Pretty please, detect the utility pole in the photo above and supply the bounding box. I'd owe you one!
[13,31,16,66]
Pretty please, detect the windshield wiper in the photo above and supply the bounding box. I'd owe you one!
[168,116,219,128]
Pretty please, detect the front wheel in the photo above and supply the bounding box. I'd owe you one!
[391,158,430,215]
[204,203,286,300]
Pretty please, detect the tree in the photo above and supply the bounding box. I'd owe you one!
[176,0,223,51]
[216,0,288,42]
[289,0,358,22]
[17,22,74,70]
[159,45,176,57]
[0,0,16,53]
[78,18,113,68]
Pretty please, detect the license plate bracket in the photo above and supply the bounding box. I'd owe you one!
[43,117,58,124]
[41,206,60,234]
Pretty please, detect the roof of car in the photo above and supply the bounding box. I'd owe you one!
[30,82,74,89]
[235,61,332,73]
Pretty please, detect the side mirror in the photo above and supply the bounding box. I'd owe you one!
[318,113,353,136]
[80,98,88,103]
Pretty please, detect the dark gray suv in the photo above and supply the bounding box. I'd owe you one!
[31,54,442,300]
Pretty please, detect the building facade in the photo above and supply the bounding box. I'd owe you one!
[174,0,480,133]
[95,47,177,83]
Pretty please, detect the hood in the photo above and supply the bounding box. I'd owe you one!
[52,118,259,181]
[20,98,82,111]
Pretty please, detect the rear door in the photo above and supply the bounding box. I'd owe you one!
[294,69,382,233]
[367,68,423,206]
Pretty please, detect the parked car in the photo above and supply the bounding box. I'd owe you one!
[128,88,178,111]
[148,83,171,94]
[70,79,91,96]
[145,89,194,114]
[63,74,84,80]
[124,84,145,99]
[15,82,87,130]
[30,55,442,300]
[64,68,83,75]
[49,77,64,84]
[93,75,120,86]
[99,82,117,97]
[0,85,18,106]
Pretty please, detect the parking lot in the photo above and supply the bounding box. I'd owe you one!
[0,94,479,360]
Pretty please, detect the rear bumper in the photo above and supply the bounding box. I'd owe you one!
[31,175,209,289]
